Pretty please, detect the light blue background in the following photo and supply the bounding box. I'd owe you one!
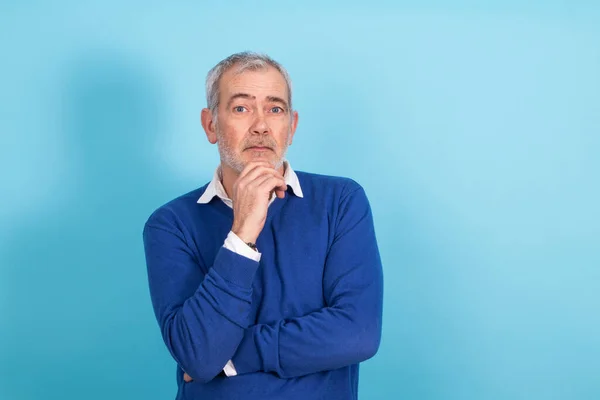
[1,2,599,399]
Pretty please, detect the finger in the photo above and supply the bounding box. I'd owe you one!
[275,187,286,198]
[238,161,273,180]
[269,187,286,199]
[255,172,286,189]
[255,175,287,195]
[236,163,273,188]
[243,166,284,187]
[183,372,193,382]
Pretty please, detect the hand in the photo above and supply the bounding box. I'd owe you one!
[184,372,193,382]
[231,161,287,243]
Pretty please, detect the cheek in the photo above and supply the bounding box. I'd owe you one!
[274,124,292,143]
[219,122,247,145]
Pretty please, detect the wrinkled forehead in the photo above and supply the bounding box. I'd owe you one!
[219,64,289,103]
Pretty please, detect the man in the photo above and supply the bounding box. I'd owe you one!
[143,51,383,400]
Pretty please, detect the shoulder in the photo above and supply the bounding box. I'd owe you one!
[144,184,209,232]
[295,170,366,200]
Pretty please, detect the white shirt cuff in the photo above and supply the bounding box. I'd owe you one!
[223,359,238,377]
[223,231,261,262]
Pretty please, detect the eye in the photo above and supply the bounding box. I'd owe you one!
[270,106,284,113]
[233,106,247,113]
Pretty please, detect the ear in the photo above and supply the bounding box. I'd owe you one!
[288,110,299,145]
[201,108,218,144]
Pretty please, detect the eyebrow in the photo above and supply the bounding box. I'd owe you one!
[226,93,253,108]
[226,93,289,110]
[266,96,289,109]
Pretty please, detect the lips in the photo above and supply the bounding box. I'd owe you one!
[246,146,272,150]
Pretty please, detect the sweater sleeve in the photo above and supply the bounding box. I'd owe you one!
[143,209,260,383]
[230,185,384,378]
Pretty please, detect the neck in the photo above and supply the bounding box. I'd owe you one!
[220,161,286,199]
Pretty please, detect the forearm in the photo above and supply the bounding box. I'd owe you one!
[232,298,382,378]
[231,184,384,378]
[160,263,250,382]
[144,224,260,383]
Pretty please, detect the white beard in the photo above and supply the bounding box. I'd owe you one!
[216,125,291,173]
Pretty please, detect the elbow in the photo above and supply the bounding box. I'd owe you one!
[161,316,225,384]
[354,318,382,362]
[358,329,381,362]
[165,340,225,384]
[181,365,221,384]
[364,329,382,360]
[336,306,382,364]
[169,345,225,384]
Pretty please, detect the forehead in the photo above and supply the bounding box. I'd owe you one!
[219,66,288,100]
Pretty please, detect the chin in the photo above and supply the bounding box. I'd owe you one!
[242,155,283,169]
[245,153,273,162]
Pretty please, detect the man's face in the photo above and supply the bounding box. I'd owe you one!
[209,66,298,172]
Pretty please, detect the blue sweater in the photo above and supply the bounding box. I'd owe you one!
[143,171,384,400]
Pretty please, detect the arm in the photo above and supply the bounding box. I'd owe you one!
[230,185,384,378]
[143,209,260,383]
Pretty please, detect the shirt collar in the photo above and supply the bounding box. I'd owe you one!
[197,160,303,205]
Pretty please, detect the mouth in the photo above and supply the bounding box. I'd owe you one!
[246,146,272,151]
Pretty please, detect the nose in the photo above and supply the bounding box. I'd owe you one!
[250,111,269,135]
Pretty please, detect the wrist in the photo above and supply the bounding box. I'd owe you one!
[231,226,258,244]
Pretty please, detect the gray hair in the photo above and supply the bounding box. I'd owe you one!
[205,51,293,121]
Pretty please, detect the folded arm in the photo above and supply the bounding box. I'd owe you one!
[143,209,260,383]
[231,185,384,378]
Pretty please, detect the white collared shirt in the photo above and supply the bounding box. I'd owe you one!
[198,160,303,210]
[196,160,303,378]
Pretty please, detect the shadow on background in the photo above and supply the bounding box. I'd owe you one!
[0,52,177,399]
